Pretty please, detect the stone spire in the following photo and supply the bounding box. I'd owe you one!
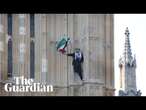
[119,27,136,67]
[118,27,141,96]
[124,27,133,64]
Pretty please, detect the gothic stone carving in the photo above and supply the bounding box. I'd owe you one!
[119,90,142,96]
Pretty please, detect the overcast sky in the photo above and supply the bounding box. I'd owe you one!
[114,14,146,96]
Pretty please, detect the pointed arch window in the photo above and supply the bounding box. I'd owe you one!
[7,14,13,77]
[30,41,35,78]
[8,14,12,35]
[30,14,35,78]
[30,14,35,37]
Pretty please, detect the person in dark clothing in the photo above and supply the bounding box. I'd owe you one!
[65,48,84,81]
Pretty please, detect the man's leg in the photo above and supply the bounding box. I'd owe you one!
[78,72,83,80]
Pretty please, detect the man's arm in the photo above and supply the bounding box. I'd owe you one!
[63,52,74,57]
[67,53,74,57]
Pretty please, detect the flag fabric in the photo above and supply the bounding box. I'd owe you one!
[56,37,70,54]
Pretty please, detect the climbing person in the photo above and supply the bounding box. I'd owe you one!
[65,48,84,81]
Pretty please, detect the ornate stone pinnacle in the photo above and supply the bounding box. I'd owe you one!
[125,27,130,36]
[123,27,133,64]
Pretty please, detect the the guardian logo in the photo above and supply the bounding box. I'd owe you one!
[4,76,53,92]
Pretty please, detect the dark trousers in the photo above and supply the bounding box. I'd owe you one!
[77,71,83,80]
[73,62,83,80]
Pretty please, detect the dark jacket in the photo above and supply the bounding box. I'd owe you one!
[67,52,84,65]
[67,52,84,80]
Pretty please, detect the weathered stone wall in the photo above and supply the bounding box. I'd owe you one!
[0,14,114,96]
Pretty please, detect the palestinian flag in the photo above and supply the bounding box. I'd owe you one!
[56,37,70,54]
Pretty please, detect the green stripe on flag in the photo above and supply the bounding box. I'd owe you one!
[56,37,70,50]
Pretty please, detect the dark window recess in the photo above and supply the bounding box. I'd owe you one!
[7,14,13,77]
[30,14,35,37]
[8,14,12,36]
[30,41,35,78]
[8,39,13,77]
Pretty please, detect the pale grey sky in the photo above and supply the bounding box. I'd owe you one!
[114,14,146,96]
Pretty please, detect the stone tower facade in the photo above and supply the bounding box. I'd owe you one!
[0,14,114,96]
[119,27,141,96]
